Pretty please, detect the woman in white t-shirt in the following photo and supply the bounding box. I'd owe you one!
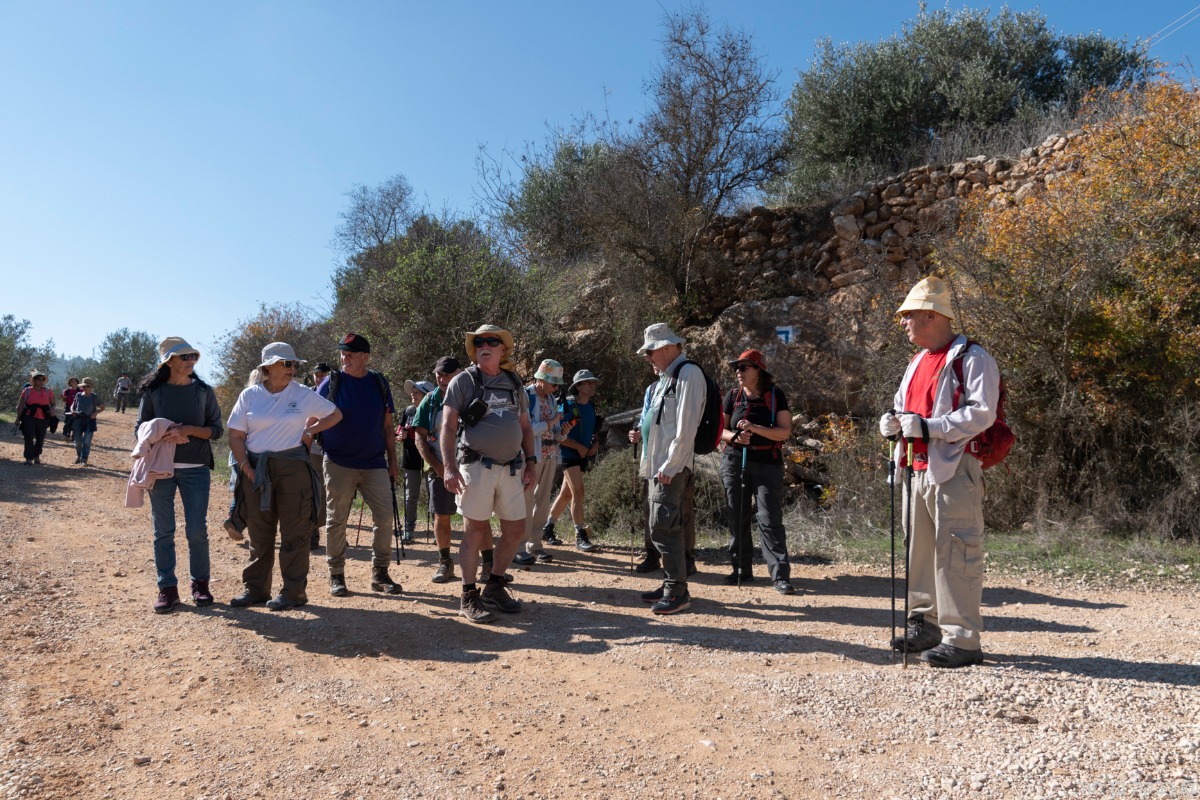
[226,342,342,611]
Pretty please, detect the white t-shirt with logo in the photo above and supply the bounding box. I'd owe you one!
[227,381,338,454]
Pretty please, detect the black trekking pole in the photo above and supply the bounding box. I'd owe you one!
[887,427,898,666]
[738,443,748,589]
[354,488,364,547]
[902,439,914,669]
[629,442,639,574]
[390,477,406,562]
[426,471,433,544]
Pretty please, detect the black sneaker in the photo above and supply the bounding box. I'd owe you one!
[513,551,536,567]
[534,550,553,563]
[480,582,521,613]
[651,594,691,615]
[460,588,496,623]
[191,579,214,606]
[541,522,563,546]
[773,579,796,595]
[229,591,268,608]
[266,594,308,611]
[921,643,985,668]
[634,555,661,573]
[891,614,943,653]
[640,586,665,603]
[329,574,349,597]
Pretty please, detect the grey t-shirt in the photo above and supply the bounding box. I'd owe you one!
[443,368,528,463]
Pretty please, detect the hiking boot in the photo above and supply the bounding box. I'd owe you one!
[400,530,415,544]
[723,569,755,585]
[33,456,40,465]
[459,588,496,624]
[329,573,349,597]
[891,614,943,653]
[191,579,214,606]
[152,586,180,614]
[223,518,244,542]
[479,561,492,583]
[266,594,308,611]
[921,643,985,668]
[651,594,692,615]
[230,591,268,608]
[480,581,521,614]
[431,559,455,584]
[370,567,402,595]
[773,579,796,596]
[575,526,598,552]
[513,551,536,567]
[634,554,661,573]
[640,586,665,603]
[541,522,563,546]
[534,549,554,564]
[73,456,81,464]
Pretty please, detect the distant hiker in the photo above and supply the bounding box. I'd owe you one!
[515,359,574,566]
[413,356,462,584]
[61,377,80,442]
[719,349,794,595]
[879,276,1000,668]
[317,333,403,598]
[397,378,434,544]
[113,372,133,413]
[227,342,341,611]
[636,323,705,615]
[440,324,536,623]
[135,337,224,614]
[70,377,105,465]
[15,370,56,466]
[308,361,333,549]
[544,369,601,552]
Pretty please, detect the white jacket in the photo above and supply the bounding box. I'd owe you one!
[891,334,1000,485]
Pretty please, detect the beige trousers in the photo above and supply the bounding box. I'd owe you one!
[903,455,986,650]
[523,457,560,551]
[323,460,394,573]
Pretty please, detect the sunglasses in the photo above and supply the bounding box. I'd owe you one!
[735,363,756,372]
[473,337,504,347]
[177,353,200,362]
[278,360,299,368]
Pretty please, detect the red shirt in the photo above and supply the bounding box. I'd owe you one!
[903,341,953,470]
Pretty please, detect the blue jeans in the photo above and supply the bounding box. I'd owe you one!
[73,418,94,461]
[150,467,212,588]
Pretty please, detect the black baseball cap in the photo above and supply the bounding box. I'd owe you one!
[434,355,460,374]
[336,333,370,353]
[314,362,332,373]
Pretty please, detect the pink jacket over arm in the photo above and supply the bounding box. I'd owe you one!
[124,418,179,508]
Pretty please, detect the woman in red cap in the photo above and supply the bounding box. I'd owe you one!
[719,349,795,595]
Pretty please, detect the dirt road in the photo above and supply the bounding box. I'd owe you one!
[1,414,1197,799]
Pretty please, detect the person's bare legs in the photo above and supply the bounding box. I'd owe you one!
[491,518,525,576]
[460,518,488,584]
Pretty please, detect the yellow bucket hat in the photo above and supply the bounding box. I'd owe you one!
[897,276,955,320]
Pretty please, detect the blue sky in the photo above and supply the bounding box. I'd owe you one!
[2,1,1197,362]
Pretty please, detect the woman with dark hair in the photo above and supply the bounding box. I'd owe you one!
[136,337,224,614]
[226,342,341,612]
[719,349,795,595]
[62,377,80,442]
[15,370,56,465]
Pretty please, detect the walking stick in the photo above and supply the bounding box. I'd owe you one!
[903,440,914,669]
[738,443,749,589]
[887,438,897,666]
[629,442,639,574]
[390,477,406,562]
[354,489,364,547]
[426,471,433,544]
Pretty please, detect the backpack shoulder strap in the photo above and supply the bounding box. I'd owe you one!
[326,370,341,403]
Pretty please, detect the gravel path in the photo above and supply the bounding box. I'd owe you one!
[1,415,1197,799]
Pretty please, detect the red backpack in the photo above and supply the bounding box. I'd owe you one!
[950,340,1015,470]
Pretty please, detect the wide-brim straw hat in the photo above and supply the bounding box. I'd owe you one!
[258,342,306,369]
[464,325,516,370]
[80,377,96,388]
[637,323,686,354]
[158,336,200,365]
[897,276,955,320]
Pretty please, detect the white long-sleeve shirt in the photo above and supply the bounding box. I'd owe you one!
[640,352,705,480]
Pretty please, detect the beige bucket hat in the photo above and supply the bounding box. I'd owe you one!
[897,276,955,320]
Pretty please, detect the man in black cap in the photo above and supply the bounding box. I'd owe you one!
[413,356,462,583]
[317,333,402,597]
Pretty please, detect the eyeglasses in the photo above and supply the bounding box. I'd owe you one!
[178,353,200,362]
[473,337,503,347]
[735,364,756,372]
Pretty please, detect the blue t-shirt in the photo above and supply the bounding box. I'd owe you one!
[559,397,597,464]
[318,371,395,470]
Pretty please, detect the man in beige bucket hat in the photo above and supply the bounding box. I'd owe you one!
[879,276,1001,668]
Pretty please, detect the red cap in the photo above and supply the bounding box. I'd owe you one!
[728,349,768,372]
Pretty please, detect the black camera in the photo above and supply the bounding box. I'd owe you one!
[461,397,490,428]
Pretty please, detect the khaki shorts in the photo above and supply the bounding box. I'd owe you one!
[457,459,527,522]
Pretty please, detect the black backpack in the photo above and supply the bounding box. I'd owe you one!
[655,359,723,455]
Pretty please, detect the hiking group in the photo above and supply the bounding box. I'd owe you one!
[79,275,999,668]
